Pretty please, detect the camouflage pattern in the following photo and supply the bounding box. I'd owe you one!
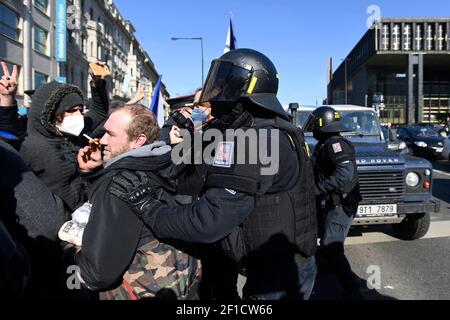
[99,239,202,300]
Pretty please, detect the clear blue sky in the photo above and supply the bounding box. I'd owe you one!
[115,0,449,106]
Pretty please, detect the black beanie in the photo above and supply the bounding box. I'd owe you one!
[56,92,84,114]
[29,81,85,136]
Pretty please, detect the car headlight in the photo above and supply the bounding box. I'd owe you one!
[387,143,398,150]
[425,169,431,176]
[414,141,428,147]
[406,172,420,187]
[399,141,407,150]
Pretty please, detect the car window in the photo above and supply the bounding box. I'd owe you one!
[296,111,311,128]
[297,109,381,137]
[340,111,381,136]
[411,127,439,137]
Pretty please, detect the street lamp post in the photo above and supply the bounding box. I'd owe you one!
[341,57,351,105]
[171,37,204,85]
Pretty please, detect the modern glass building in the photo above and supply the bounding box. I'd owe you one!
[328,18,450,125]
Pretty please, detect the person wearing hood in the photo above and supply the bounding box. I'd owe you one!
[0,60,110,212]
[71,103,201,300]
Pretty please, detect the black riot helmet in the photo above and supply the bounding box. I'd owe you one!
[199,48,289,120]
[303,106,348,136]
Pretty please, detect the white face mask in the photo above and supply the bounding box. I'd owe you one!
[57,114,85,137]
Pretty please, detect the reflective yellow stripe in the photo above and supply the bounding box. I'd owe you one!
[247,76,258,94]
[305,143,311,157]
[319,118,323,127]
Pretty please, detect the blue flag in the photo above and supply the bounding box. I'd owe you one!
[150,75,165,126]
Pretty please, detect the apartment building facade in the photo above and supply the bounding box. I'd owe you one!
[0,0,169,108]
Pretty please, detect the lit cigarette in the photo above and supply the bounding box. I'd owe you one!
[83,134,100,146]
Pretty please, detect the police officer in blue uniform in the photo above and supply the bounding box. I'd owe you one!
[110,49,318,300]
[304,106,363,299]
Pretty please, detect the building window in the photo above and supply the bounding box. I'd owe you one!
[34,0,48,14]
[416,25,423,51]
[89,8,94,21]
[80,71,85,91]
[404,24,411,51]
[437,24,445,51]
[81,35,86,53]
[90,41,94,57]
[34,25,48,54]
[35,71,48,89]
[381,24,390,51]
[426,24,434,51]
[0,3,20,40]
[392,24,400,51]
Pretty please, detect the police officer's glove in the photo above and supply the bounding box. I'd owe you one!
[110,171,159,218]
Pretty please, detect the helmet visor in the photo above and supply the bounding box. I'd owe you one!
[200,60,252,104]
[302,114,317,132]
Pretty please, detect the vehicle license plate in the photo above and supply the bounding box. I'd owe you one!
[356,204,397,217]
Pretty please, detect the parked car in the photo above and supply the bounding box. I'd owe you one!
[396,126,446,160]
[288,104,439,240]
[416,123,448,137]
[381,126,409,154]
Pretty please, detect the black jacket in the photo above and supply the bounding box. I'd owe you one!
[0,139,68,241]
[8,81,109,212]
[137,115,301,244]
[75,143,178,291]
[0,139,72,299]
[314,135,358,197]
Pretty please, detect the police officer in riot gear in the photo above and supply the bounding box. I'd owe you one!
[110,48,318,300]
[303,106,363,299]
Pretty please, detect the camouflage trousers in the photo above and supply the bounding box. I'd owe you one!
[100,239,202,300]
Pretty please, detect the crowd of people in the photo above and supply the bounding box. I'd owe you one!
[0,49,362,300]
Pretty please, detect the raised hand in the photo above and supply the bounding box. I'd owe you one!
[0,61,19,106]
[170,125,184,145]
[126,84,145,105]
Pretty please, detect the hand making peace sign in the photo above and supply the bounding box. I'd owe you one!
[0,61,19,106]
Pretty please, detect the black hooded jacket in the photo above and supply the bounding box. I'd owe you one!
[17,81,108,212]
[75,142,180,291]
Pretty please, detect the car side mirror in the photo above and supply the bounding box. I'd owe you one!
[388,128,397,142]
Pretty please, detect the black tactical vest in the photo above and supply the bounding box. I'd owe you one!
[205,116,318,268]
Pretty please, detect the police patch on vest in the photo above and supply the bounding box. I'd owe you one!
[332,142,342,153]
[213,141,234,168]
